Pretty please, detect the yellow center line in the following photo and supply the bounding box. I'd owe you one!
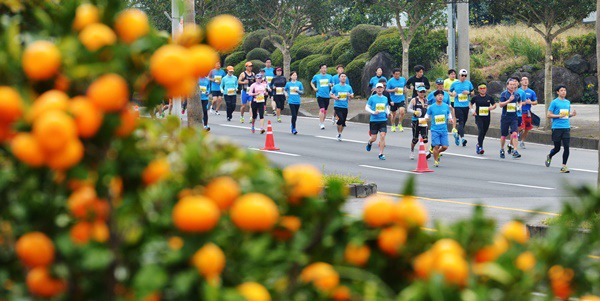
[378,192,560,216]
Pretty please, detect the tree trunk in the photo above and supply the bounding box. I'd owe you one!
[544,38,553,130]
[401,39,410,79]
[282,45,291,80]
[184,0,203,128]
[596,0,600,185]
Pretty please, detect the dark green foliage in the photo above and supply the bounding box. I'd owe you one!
[335,51,355,67]
[260,35,283,53]
[224,51,246,68]
[346,57,369,96]
[290,35,327,61]
[350,24,382,54]
[331,38,352,59]
[299,54,333,79]
[321,36,344,55]
[271,48,283,67]
[234,59,265,75]
[246,48,271,62]
[241,29,269,52]
[290,60,301,73]
[377,27,398,37]
[566,33,596,57]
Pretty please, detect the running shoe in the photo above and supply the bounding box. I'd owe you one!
[391,125,396,132]
[434,160,439,167]
[462,139,467,147]
[454,131,459,146]
[545,155,551,167]
[292,128,298,135]
[519,141,526,149]
[512,151,521,158]
[209,108,215,115]
[337,134,342,141]
[398,124,404,132]
[560,166,570,173]
[378,154,386,160]
[272,112,276,116]
[260,128,265,134]
[410,151,415,160]
[366,142,372,152]
[181,108,185,114]
[480,148,485,155]
[215,111,220,115]
[227,117,231,122]
[426,151,431,160]
[500,149,505,159]
[320,123,325,130]
[240,117,244,123]
[429,145,434,153]
[476,144,481,154]
[251,126,255,133]
[160,113,165,118]
[277,118,282,123]
[331,115,336,124]
[507,144,513,154]
[204,126,210,131]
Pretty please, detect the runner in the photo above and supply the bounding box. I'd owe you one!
[469,83,497,155]
[238,61,255,123]
[365,83,389,160]
[406,65,430,98]
[545,85,577,173]
[330,73,354,141]
[407,86,429,160]
[220,65,238,122]
[443,69,457,107]
[369,67,387,92]
[517,76,538,148]
[248,74,271,134]
[449,69,474,147]
[285,71,304,135]
[425,90,456,167]
[271,67,287,123]
[386,68,407,132]
[208,61,225,115]
[264,58,276,115]
[498,78,522,159]
[310,64,333,130]
[198,76,211,130]
[331,64,349,124]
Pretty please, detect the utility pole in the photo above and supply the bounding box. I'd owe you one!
[456,0,470,79]
[596,0,600,186]
[447,1,456,69]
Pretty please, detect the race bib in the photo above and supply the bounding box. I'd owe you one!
[395,88,404,96]
[458,94,468,102]
[276,87,284,95]
[479,107,489,116]
[434,114,446,125]
[418,118,428,127]
[290,86,298,95]
[227,88,235,95]
[375,103,385,112]
[559,109,569,119]
[255,94,265,102]
[199,86,207,93]
[338,92,348,101]
[320,78,329,87]
[214,76,222,83]
[507,103,516,112]
[415,82,424,89]
[266,76,273,84]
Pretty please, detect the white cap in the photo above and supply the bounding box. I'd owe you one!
[459,69,468,75]
[375,83,384,88]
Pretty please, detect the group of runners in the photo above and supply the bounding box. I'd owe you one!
[192,60,577,173]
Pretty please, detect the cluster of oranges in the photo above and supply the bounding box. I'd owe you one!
[15,232,66,297]
[413,239,469,286]
[301,262,347,298]
[67,185,111,245]
[549,265,574,300]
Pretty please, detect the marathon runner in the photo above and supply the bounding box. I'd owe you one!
[271,67,287,123]
[407,86,429,160]
[220,66,238,122]
[264,58,276,115]
[444,69,457,107]
[198,76,211,131]
[330,73,354,141]
[406,65,430,98]
[285,71,304,135]
[365,83,389,160]
[425,90,456,167]
[545,85,577,173]
[369,67,387,92]
[498,78,522,159]
[208,61,225,115]
[449,69,474,147]
[248,74,271,134]
[469,83,497,155]
[331,64,349,125]
[238,61,255,123]
[517,76,538,148]
[386,68,407,132]
[310,64,333,130]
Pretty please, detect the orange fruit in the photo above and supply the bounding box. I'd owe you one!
[70,96,103,138]
[70,221,93,245]
[150,45,192,87]
[79,23,117,51]
[203,176,241,211]
[27,89,70,122]
[11,133,45,167]
[142,159,170,186]
[237,282,271,301]
[363,195,395,228]
[67,186,96,218]
[474,235,508,263]
[93,199,110,221]
[377,226,407,256]
[515,251,536,272]
[188,44,219,78]
[32,110,77,153]
[344,243,371,267]
[230,193,279,232]
[53,73,71,92]
[413,250,435,279]
[501,221,529,244]
[191,243,225,280]
[167,76,196,98]
[300,262,332,282]
[300,263,339,292]
[168,236,184,250]
[46,138,84,171]
[434,253,469,286]
[172,196,220,232]
[87,73,129,112]
[15,232,55,268]
[331,286,351,301]
[206,14,244,52]
[115,106,138,137]
[393,196,428,228]
[176,23,203,48]
[431,239,465,258]
[282,164,323,205]
[114,9,149,44]
[0,86,24,124]
[73,3,99,31]
[91,221,109,243]
[0,124,15,143]
[22,41,61,80]
[272,216,301,241]
[26,267,66,298]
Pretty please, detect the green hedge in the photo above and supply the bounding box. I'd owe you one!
[260,35,283,53]
[321,36,344,55]
[241,29,269,53]
[346,57,369,96]
[350,24,382,54]
[290,35,326,61]
[566,33,596,57]
[298,54,321,79]
[234,59,265,75]
[377,27,397,37]
[224,51,246,68]
[335,51,354,67]
[331,38,352,59]
[271,48,283,67]
[302,55,333,80]
[246,48,270,62]
[368,32,400,59]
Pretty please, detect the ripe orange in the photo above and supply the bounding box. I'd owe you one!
[431,238,465,258]
[272,216,301,241]
[114,9,149,44]
[46,138,84,171]
[237,282,271,301]
[413,250,435,279]
[79,23,117,51]
[434,253,469,286]
[53,73,71,92]
[377,226,407,256]
[580,296,600,301]
[0,86,23,124]
[393,197,428,228]
[300,262,339,292]
[501,221,529,244]
[230,193,279,232]
[70,221,93,245]
[191,243,225,280]
[282,164,323,205]
[115,106,138,137]
[205,15,244,52]
[515,251,536,272]
[67,186,96,219]
[27,89,70,122]
[73,3,99,31]
[176,23,203,48]
[22,41,61,80]
[168,236,184,250]
[26,267,66,298]
[203,176,241,211]
[344,243,371,266]
[474,236,508,263]
[188,44,219,78]
[11,133,45,167]
[142,159,170,186]
[32,110,77,153]
[91,221,109,243]
[87,73,129,112]
[150,45,192,87]
[331,286,351,301]
[363,195,395,228]
[15,232,55,268]
[172,196,220,232]
[93,199,110,221]
[167,76,196,98]
[70,96,103,138]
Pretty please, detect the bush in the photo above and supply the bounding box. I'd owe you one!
[241,29,269,52]
[225,51,246,67]
[246,48,271,62]
[350,24,382,54]
[335,51,355,67]
[377,27,398,37]
[346,56,369,96]
[234,59,265,75]
[271,48,283,67]
[289,35,327,61]
[368,32,401,59]
[321,36,344,55]
[290,60,301,73]
[299,54,333,80]
[331,38,352,59]
[566,33,596,57]
[260,35,283,53]
[507,34,544,65]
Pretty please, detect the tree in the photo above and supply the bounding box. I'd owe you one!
[327,1,394,32]
[597,0,600,185]
[486,0,595,129]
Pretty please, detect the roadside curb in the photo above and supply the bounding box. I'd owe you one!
[526,223,590,238]
[347,183,377,198]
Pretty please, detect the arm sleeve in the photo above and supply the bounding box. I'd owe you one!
[448,112,453,120]
[424,77,430,90]
[407,99,415,114]
[365,99,375,114]
[424,107,431,119]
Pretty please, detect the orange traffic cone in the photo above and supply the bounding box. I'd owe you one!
[412,136,433,173]
[261,120,280,151]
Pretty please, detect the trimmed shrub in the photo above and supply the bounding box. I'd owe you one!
[566,33,596,57]
[350,24,382,54]
[292,44,317,61]
[327,67,336,75]
[298,54,322,79]
[290,60,301,73]
[377,27,397,37]
[331,38,352,59]
[301,54,333,80]
[260,35,283,53]
[241,29,269,52]
[246,48,270,62]
[346,57,369,96]
[290,35,327,60]
[335,51,355,67]
[367,29,447,70]
[368,32,401,59]
[271,48,283,67]
[224,51,246,68]
[234,59,265,75]
[321,36,344,55]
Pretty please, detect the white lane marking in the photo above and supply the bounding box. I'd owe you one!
[219,124,250,130]
[443,152,488,160]
[315,135,364,143]
[359,165,420,174]
[248,147,301,157]
[570,168,598,173]
[488,181,555,190]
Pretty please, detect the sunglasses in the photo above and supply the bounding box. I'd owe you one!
[460,74,467,77]
[247,65,253,67]
[418,91,426,93]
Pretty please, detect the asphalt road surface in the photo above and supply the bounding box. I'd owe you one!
[203,111,598,227]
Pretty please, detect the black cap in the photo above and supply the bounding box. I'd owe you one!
[433,90,444,97]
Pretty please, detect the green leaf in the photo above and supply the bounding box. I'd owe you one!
[133,265,169,295]
[172,270,197,295]
[81,246,114,271]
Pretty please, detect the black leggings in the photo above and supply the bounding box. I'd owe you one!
[475,116,490,147]
[201,99,209,126]
[549,134,571,165]
[455,107,469,138]
[224,95,236,119]
[289,104,300,129]
[251,101,265,120]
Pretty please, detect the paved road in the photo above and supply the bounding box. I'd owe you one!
[204,111,598,227]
